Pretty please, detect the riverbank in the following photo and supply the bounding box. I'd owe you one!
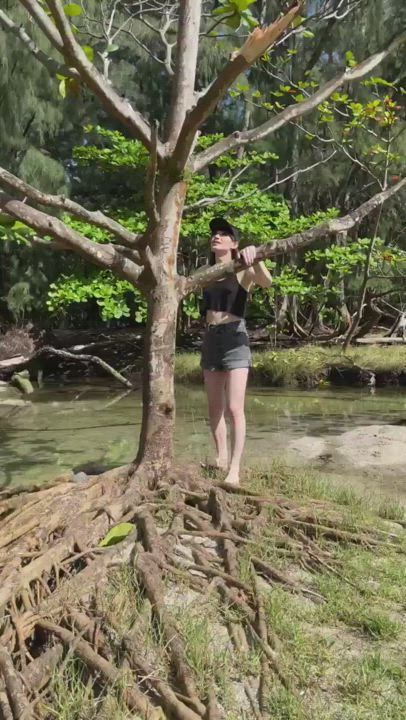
[175,345,406,387]
[2,326,406,388]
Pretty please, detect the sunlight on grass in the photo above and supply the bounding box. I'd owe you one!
[175,345,406,387]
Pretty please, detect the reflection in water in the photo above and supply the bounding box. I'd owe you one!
[2,383,406,489]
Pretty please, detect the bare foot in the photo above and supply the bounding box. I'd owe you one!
[224,468,240,485]
[200,458,228,472]
[216,456,228,471]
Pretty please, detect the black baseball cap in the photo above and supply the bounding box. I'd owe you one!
[209,217,239,244]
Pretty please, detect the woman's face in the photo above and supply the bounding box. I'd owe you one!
[210,229,238,256]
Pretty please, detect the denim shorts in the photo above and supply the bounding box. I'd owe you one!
[201,319,251,372]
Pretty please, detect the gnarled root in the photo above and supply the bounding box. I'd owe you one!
[0,464,403,718]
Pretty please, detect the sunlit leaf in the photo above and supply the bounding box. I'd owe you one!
[82,45,94,61]
[64,3,82,17]
[59,79,67,98]
[99,523,135,547]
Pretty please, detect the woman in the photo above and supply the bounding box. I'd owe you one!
[201,217,272,485]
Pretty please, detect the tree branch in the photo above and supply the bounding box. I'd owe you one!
[38,0,158,152]
[0,166,143,251]
[0,9,78,79]
[166,0,203,144]
[144,121,160,227]
[180,178,406,296]
[0,193,144,286]
[173,2,302,167]
[19,0,66,53]
[192,30,406,172]
[37,346,133,388]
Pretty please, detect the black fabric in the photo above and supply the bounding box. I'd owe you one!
[202,274,248,319]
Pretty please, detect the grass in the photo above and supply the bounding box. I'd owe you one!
[47,658,137,720]
[47,464,406,720]
[175,345,406,386]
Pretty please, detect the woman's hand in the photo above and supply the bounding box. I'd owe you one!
[239,245,257,267]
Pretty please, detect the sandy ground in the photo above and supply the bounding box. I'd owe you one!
[286,424,406,502]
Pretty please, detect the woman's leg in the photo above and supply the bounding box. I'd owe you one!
[225,367,249,484]
[203,370,228,469]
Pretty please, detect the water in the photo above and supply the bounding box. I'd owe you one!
[2,383,406,498]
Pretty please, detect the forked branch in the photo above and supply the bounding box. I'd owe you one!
[181,178,406,296]
[173,2,303,167]
[0,167,143,250]
[18,0,158,152]
[192,30,406,172]
[0,193,144,286]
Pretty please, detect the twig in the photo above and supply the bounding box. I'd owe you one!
[34,346,133,388]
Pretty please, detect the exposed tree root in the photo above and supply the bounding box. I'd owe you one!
[0,465,403,719]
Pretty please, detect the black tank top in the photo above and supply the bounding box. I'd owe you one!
[202,274,248,319]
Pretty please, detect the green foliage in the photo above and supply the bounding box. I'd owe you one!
[73,126,149,170]
[182,294,201,321]
[47,271,147,322]
[211,0,258,31]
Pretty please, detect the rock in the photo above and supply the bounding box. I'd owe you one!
[164,584,199,610]
[72,472,88,484]
[72,463,110,475]
[335,424,406,468]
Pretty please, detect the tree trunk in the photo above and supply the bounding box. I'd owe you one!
[133,289,178,476]
[131,179,187,480]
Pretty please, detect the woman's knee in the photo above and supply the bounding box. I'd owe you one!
[226,403,245,421]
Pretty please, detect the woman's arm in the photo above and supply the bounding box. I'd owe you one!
[239,246,272,289]
[252,261,273,288]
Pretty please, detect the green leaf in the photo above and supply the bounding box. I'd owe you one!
[99,523,135,547]
[64,3,82,17]
[225,13,241,29]
[11,221,30,231]
[241,8,258,28]
[82,45,94,61]
[345,50,357,67]
[302,30,315,38]
[59,79,67,98]
[212,3,233,16]
[292,15,304,28]
[233,0,255,10]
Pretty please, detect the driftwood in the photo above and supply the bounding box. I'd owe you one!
[0,345,133,388]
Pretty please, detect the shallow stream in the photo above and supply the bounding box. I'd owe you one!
[1,383,406,501]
